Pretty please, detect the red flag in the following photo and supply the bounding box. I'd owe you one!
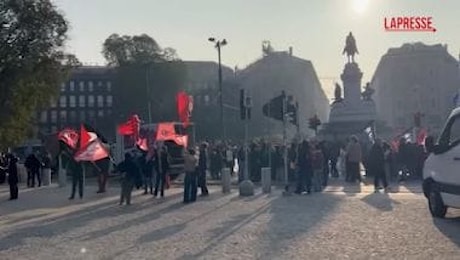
[58,128,79,149]
[176,91,191,128]
[155,123,177,141]
[173,135,188,147]
[416,128,428,145]
[117,114,141,136]
[79,124,96,149]
[74,139,110,162]
[136,137,148,152]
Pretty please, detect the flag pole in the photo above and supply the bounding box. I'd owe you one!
[282,91,289,192]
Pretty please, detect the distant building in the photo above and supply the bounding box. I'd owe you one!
[183,61,234,92]
[236,49,330,138]
[183,61,239,140]
[371,43,460,134]
[37,66,115,140]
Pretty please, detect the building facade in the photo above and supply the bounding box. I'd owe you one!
[236,49,330,139]
[183,61,240,140]
[37,66,116,140]
[371,43,460,135]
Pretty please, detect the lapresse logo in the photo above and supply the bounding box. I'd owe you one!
[384,16,436,32]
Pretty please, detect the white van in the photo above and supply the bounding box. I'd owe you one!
[423,107,460,218]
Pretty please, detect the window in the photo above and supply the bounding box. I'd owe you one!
[59,111,67,122]
[51,125,57,133]
[51,111,57,123]
[50,98,57,108]
[88,82,94,92]
[60,83,66,92]
[106,95,113,107]
[447,117,460,145]
[69,95,76,108]
[79,81,85,92]
[59,96,66,107]
[40,112,47,123]
[107,81,112,92]
[69,81,75,91]
[107,109,112,116]
[88,110,95,119]
[79,96,85,107]
[98,110,104,117]
[97,95,104,107]
[69,111,77,123]
[88,95,95,107]
[204,95,210,105]
[80,111,86,121]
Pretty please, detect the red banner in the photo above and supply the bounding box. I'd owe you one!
[173,135,188,147]
[117,114,141,137]
[74,139,110,162]
[58,128,79,149]
[155,123,177,141]
[79,124,96,150]
[176,91,191,128]
[136,137,148,152]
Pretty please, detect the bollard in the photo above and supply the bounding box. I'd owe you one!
[261,167,271,193]
[58,155,67,187]
[221,168,231,193]
[42,168,52,186]
[17,164,27,184]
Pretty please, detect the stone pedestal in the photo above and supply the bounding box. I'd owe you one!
[261,167,271,193]
[58,156,67,187]
[42,168,52,186]
[342,62,363,107]
[239,180,254,197]
[325,61,377,140]
[221,168,231,193]
[18,164,27,183]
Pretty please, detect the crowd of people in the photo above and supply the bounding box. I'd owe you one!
[0,133,427,203]
[0,152,52,200]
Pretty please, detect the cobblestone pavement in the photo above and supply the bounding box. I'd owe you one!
[0,179,459,260]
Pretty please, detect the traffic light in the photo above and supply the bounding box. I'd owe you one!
[240,89,252,120]
[286,102,297,126]
[246,96,252,120]
[262,91,286,122]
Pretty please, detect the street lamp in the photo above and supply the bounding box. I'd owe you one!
[208,37,227,140]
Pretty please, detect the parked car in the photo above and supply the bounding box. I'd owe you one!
[423,107,460,218]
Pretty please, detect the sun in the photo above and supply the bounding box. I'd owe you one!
[353,0,369,14]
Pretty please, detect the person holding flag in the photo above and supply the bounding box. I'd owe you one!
[66,150,84,200]
[114,152,142,205]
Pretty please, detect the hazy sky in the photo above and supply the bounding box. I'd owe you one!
[52,0,460,97]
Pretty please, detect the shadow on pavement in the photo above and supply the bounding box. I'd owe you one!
[0,191,184,251]
[361,192,400,211]
[137,192,236,245]
[256,193,342,259]
[178,200,271,260]
[433,215,460,248]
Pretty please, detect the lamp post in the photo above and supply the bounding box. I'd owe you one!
[208,37,227,140]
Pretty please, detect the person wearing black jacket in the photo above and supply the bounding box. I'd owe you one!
[198,143,209,196]
[4,154,19,200]
[25,153,42,187]
[368,138,389,193]
[143,150,156,195]
[154,146,170,198]
[116,153,142,205]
